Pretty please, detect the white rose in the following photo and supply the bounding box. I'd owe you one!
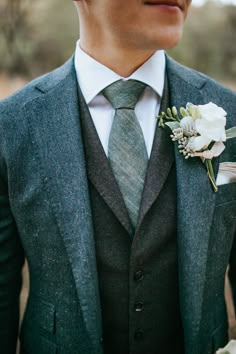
[180,116,196,133]
[198,102,227,122]
[186,135,211,152]
[195,102,227,143]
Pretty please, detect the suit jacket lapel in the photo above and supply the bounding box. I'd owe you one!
[137,76,174,230]
[166,56,218,350]
[24,58,102,352]
[78,88,133,235]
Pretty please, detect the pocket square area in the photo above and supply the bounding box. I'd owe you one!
[216,162,236,186]
[216,339,236,353]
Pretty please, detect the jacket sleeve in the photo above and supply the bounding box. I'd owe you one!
[0,172,25,354]
[228,229,236,313]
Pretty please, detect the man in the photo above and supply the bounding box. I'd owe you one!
[0,0,235,353]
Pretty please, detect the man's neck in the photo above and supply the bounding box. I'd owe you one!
[79,39,157,78]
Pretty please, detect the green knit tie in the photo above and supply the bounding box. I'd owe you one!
[102,80,148,228]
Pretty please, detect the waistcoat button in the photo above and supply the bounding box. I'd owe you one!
[134,301,144,312]
[134,270,144,281]
[134,329,144,341]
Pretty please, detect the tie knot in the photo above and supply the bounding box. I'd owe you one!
[102,79,146,110]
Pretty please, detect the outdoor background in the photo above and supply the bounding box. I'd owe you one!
[0,0,235,351]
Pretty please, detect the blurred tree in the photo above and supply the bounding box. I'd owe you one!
[0,0,33,75]
[223,6,236,80]
[168,1,236,84]
[0,0,235,86]
[0,0,78,77]
[28,0,78,76]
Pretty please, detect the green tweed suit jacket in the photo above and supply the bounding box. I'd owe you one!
[0,56,235,354]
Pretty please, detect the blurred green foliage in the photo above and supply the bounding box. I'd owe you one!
[169,2,236,84]
[0,0,78,76]
[0,0,235,84]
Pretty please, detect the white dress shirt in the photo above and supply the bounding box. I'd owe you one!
[74,41,166,157]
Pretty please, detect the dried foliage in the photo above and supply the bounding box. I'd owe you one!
[0,0,235,84]
[0,0,33,75]
[169,2,236,83]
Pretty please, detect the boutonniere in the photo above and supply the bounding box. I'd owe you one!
[157,102,236,192]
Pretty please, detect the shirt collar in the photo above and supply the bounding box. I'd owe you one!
[74,40,166,104]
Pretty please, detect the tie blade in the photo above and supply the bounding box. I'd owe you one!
[108,109,148,228]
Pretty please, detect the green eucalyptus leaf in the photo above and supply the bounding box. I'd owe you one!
[226,127,236,139]
[172,106,178,116]
[167,108,173,117]
[165,121,181,130]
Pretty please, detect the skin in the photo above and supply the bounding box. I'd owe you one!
[74,0,191,77]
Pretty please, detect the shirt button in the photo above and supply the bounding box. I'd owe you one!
[134,270,144,281]
[134,301,144,312]
[134,329,144,341]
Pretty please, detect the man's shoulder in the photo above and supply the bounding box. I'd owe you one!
[0,57,74,122]
[166,56,236,125]
[167,56,235,98]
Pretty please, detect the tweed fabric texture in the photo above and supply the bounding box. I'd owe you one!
[0,56,235,354]
[102,80,148,227]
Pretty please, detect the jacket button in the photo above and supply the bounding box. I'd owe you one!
[134,270,144,281]
[134,301,144,312]
[134,329,144,341]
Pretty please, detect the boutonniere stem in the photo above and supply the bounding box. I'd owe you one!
[205,159,217,192]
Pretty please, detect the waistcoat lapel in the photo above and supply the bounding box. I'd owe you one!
[78,89,133,235]
[166,56,219,353]
[24,58,103,353]
[137,76,174,230]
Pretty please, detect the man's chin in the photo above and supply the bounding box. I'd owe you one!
[152,30,184,50]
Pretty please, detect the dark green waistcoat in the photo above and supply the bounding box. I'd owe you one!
[79,80,184,354]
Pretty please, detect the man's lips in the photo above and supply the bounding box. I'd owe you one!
[144,1,183,10]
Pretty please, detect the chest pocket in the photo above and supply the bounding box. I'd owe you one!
[215,183,236,207]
